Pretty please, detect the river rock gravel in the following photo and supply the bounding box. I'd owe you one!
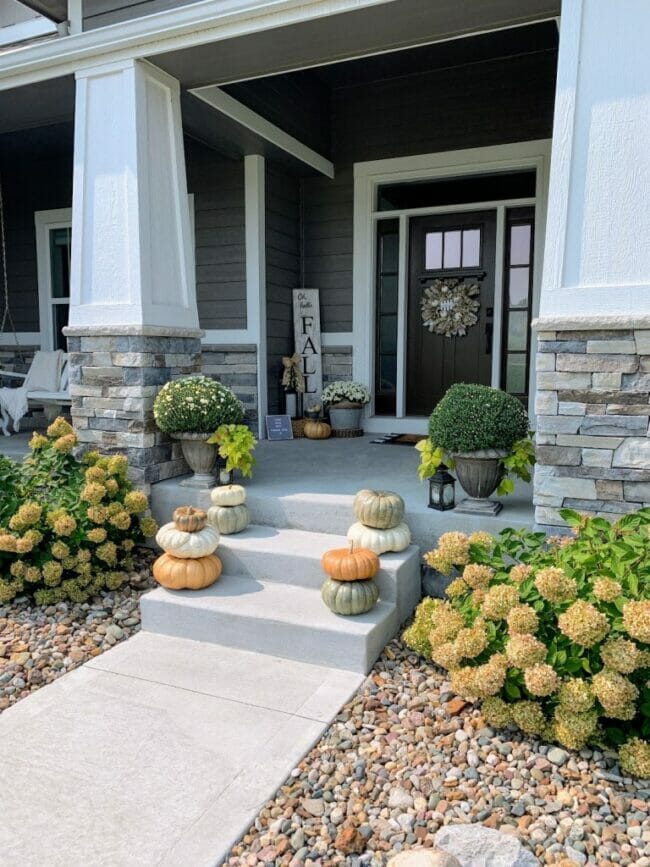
[0,548,155,713]
[226,639,650,867]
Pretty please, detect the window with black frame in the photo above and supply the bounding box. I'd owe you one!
[374,219,399,415]
[501,207,534,401]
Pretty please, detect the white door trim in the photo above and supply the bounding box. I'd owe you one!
[35,207,72,351]
[353,139,551,432]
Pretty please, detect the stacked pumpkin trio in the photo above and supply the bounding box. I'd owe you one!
[321,489,411,616]
[153,487,411,618]
[153,484,250,590]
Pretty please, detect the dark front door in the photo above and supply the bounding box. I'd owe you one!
[406,210,497,416]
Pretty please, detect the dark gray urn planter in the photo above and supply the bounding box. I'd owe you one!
[452,448,508,515]
[172,432,217,488]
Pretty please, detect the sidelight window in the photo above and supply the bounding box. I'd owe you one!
[501,208,534,399]
[375,219,399,415]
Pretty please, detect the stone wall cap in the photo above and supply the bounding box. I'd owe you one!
[532,315,650,331]
[63,325,205,338]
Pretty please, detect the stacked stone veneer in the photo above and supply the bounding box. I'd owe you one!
[201,344,258,429]
[65,328,202,487]
[323,346,353,386]
[534,327,650,525]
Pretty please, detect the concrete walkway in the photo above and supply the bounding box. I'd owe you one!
[0,632,361,867]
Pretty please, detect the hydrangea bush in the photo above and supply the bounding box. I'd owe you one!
[404,509,650,777]
[321,381,371,405]
[0,419,157,605]
[153,375,244,434]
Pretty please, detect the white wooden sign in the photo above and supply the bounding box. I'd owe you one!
[293,289,323,410]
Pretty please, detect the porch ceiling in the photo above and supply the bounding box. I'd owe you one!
[0,74,73,136]
[152,0,560,88]
[16,1,67,24]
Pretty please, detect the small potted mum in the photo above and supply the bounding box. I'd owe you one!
[321,381,371,436]
[416,383,534,515]
[154,376,244,487]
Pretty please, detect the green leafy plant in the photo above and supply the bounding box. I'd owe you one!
[416,384,534,495]
[404,509,650,777]
[0,419,157,606]
[153,375,244,434]
[208,424,257,478]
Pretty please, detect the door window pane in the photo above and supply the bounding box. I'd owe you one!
[510,224,531,266]
[380,274,398,314]
[49,227,71,299]
[381,232,399,272]
[425,232,442,269]
[507,310,528,351]
[462,229,481,267]
[506,354,527,394]
[508,267,530,306]
[53,304,69,352]
[443,230,461,268]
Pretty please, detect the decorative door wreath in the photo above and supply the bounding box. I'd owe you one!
[420,278,480,338]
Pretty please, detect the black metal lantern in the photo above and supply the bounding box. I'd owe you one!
[428,464,456,511]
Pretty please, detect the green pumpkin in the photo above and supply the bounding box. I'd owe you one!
[207,504,250,535]
[353,489,405,529]
[321,577,379,616]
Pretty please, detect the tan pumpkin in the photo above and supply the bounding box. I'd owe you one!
[353,489,405,529]
[210,484,246,507]
[207,504,250,535]
[155,522,220,558]
[173,505,207,533]
[304,420,331,439]
[321,541,379,582]
[347,521,411,555]
[153,553,222,590]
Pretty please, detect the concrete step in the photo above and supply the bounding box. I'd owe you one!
[140,573,399,673]
[216,524,421,621]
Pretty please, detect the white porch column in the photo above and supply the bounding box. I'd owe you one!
[65,58,202,485]
[534,0,650,525]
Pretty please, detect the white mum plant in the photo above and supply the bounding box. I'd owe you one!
[321,381,371,405]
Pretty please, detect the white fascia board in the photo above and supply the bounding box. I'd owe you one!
[190,85,334,178]
[0,0,395,91]
[0,17,57,48]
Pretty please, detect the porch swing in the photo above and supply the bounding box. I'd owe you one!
[0,174,71,437]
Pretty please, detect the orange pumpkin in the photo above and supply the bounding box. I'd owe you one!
[173,506,207,533]
[304,420,331,439]
[321,541,380,582]
[153,553,222,590]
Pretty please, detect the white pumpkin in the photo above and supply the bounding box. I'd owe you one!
[207,504,250,535]
[347,521,411,555]
[156,522,220,558]
[210,484,246,507]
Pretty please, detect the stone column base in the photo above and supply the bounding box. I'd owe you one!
[533,319,650,526]
[64,326,203,487]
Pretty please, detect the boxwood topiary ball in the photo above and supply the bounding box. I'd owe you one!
[428,383,529,453]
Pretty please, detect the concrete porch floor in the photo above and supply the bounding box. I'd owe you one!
[152,434,535,552]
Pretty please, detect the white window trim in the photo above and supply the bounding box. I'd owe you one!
[352,139,551,433]
[35,207,72,351]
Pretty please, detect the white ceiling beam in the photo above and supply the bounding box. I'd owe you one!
[190,84,334,178]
